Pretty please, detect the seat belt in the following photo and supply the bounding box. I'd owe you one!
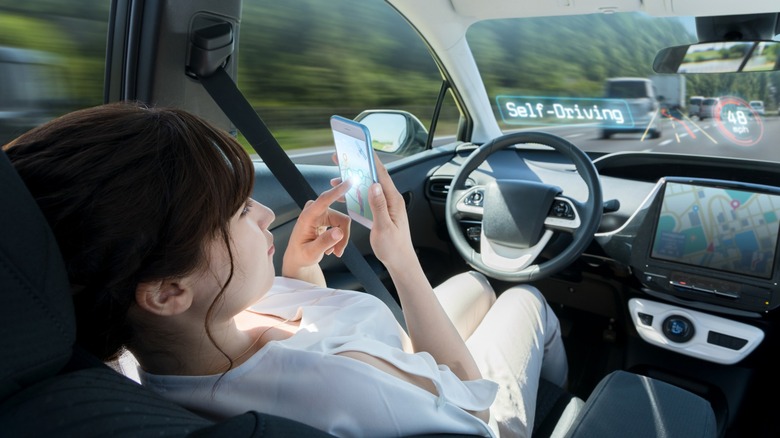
[197,66,406,330]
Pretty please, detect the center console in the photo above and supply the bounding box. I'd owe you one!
[634,178,780,313]
[596,176,776,363]
[565,369,717,438]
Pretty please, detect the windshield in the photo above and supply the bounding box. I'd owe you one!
[468,13,780,162]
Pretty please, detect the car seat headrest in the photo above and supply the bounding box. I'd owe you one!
[0,150,75,401]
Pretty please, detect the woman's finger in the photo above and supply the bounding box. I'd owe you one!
[311,179,351,211]
[328,209,351,256]
[372,152,398,192]
[311,226,346,259]
[367,183,389,228]
[329,177,348,203]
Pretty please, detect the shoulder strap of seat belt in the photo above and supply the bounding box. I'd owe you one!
[198,67,406,330]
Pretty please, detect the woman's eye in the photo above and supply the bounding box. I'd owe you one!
[240,199,253,217]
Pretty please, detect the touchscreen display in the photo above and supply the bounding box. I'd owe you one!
[651,181,780,279]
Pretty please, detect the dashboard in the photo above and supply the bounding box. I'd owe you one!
[592,160,780,365]
[429,147,780,364]
[590,152,780,316]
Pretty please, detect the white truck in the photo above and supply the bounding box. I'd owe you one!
[601,77,662,139]
[650,74,686,115]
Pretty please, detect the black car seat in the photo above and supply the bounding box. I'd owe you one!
[0,149,334,437]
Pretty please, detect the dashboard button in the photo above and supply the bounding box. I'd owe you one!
[662,315,694,343]
[707,331,748,350]
[465,190,484,206]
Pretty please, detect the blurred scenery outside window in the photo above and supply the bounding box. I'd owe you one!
[238,0,460,157]
[0,0,108,145]
[0,0,460,157]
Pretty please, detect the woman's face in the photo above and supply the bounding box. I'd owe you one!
[191,198,276,320]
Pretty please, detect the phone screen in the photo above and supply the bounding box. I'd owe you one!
[330,115,377,229]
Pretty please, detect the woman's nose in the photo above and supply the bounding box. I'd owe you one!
[257,202,275,228]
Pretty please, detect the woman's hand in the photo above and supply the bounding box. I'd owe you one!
[282,181,352,286]
[329,151,414,270]
[367,155,415,270]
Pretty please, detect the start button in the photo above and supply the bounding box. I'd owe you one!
[662,315,695,343]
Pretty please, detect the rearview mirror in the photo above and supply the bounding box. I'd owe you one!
[654,41,780,74]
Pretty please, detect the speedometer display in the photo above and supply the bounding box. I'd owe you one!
[714,96,764,147]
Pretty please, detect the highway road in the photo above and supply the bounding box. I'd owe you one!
[281,114,780,166]
[556,114,779,162]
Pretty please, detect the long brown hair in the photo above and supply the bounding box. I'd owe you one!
[4,101,255,362]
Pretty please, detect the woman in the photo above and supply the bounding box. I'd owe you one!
[4,101,568,437]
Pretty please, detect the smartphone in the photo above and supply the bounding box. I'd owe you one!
[330,115,378,229]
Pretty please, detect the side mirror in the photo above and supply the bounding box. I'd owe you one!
[354,110,428,156]
[654,41,780,74]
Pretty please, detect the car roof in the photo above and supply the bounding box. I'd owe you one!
[392,0,777,20]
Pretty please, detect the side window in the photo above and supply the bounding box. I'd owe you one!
[0,1,109,145]
[238,0,459,164]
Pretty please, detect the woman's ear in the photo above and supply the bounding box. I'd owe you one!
[135,280,193,316]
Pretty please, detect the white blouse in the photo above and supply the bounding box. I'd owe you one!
[139,277,498,437]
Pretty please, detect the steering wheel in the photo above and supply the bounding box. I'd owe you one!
[445,131,602,282]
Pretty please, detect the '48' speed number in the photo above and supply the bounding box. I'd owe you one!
[715,96,763,146]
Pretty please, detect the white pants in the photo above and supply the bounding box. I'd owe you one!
[434,271,568,438]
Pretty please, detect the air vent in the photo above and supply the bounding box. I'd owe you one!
[425,177,474,201]
[426,178,451,200]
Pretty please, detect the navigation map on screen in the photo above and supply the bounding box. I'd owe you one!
[651,182,780,278]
